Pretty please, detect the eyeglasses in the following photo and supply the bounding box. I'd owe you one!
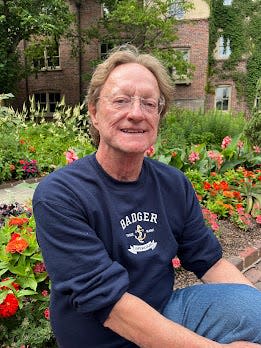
[97,95,165,116]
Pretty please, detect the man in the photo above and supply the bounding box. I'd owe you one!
[33,45,261,348]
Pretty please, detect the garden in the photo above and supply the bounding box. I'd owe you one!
[0,92,260,347]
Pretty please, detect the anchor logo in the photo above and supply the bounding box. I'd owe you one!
[134,224,147,243]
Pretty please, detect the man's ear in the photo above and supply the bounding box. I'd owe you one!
[88,102,99,128]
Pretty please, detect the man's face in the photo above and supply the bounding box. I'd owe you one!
[89,63,161,156]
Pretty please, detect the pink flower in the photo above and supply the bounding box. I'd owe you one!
[256,215,261,224]
[172,257,181,269]
[145,145,155,157]
[33,262,46,273]
[188,151,200,164]
[65,149,78,164]
[221,136,232,149]
[42,290,49,297]
[207,150,224,170]
[253,145,261,153]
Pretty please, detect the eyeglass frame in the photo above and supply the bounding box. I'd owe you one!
[96,94,165,116]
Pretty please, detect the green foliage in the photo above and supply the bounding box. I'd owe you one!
[0,0,74,93]
[244,78,261,146]
[208,0,261,109]
[0,97,95,183]
[159,107,246,148]
[0,215,55,347]
[87,0,194,77]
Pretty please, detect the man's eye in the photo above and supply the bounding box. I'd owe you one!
[143,99,157,109]
[113,97,130,105]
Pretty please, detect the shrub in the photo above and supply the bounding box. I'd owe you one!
[244,78,261,147]
[160,107,246,148]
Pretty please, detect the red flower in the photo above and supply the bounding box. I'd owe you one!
[6,235,29,254]
[8,217,29,227]
[219,181,229,190]
[0,293,19,318]
[44,307,50,320]
[203,182,212,190]
[233,191,241,199]
[172,257,181,269]
[213,182,220,190]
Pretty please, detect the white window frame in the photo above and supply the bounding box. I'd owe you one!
[33,92,61,113]
[33,43,60,70]
[216,36,231,60]
[215,86,232,111]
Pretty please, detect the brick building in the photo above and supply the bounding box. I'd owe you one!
[14,0,101,112]
[13,0,250,115]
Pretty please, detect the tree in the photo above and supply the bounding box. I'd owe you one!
[87,0,193,77]
[0,0,74,94]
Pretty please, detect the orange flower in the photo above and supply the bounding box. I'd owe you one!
[171,151,177,158]
[6,235,29,254]
[222,203,234,211]
[8,217,29,227]
[9,164,15,171]
[222,191,234,198]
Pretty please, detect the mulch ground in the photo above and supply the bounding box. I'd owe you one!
[175,219,261,289]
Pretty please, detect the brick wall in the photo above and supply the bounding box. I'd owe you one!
[173,19,209,111]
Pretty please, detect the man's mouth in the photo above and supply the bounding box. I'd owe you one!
[121,129,145,133]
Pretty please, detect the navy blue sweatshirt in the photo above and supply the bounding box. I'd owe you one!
[33,154,222,347]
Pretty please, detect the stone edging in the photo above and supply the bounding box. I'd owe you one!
[229,242,261,271]
[0,177,44,190]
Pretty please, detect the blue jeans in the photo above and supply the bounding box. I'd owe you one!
[162,283,261,343]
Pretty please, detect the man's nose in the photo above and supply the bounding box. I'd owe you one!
[129,98,145,118]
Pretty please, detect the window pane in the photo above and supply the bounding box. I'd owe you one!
[223,0,232,5]
[215,86,231,111]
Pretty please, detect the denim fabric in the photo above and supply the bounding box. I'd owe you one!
[162,283,261,343]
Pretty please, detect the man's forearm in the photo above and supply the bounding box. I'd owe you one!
[201,258,255,287]
[104,292,219,348]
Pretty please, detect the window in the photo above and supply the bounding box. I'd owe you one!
[172,48,191,84]
[34,92,61,113]
[33,43,60,70]
[169,1,185,19]
[216,36,231,59]
[100,42,114,60]
[215,86,231,111]
[223,0,232,5]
